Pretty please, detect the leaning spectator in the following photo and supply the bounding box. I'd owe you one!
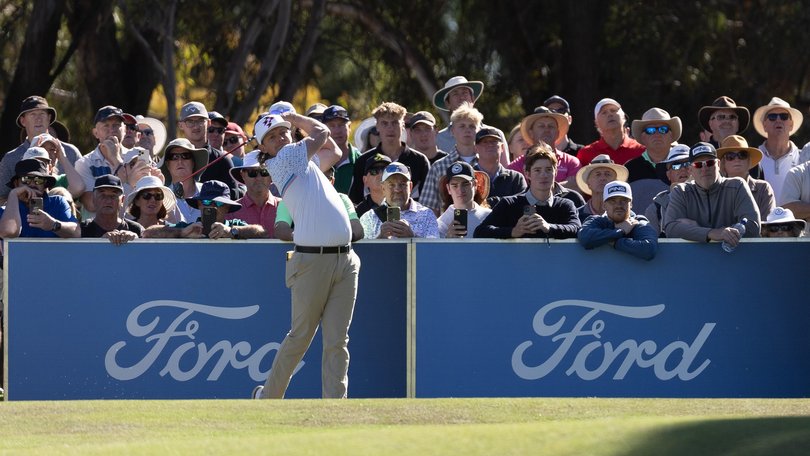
[663,142,760,246]
[578,181,658,260]
[124,175,177,229]
[437,161,491,238]
[0,159,80,239]
[474,143,581,239]
[80,175,144,244]
[644,144,692,236]
[359,162,438,239]
[226,151,280,236]
[135,115,167,159]
[578,98,645,166]
[717,135,774,220]
[574,154,629,222]
[760,207,805,238]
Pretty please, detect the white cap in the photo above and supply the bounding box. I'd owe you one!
[603,180,632,202]
[381,162,411,182]
[661,144,691,163]
[23,146,51,162]
[253,114,291,145]
[594,98,622,118]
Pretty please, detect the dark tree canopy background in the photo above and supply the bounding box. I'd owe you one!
[2,0,810,155]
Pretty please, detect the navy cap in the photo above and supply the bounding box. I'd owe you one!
[475,127,502,144]
[94,174,124,192]
[321,105,350,123]
[94,106,124,124]
[543,95,570,114]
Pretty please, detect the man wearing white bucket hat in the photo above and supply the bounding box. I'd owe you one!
[753,97,810,202]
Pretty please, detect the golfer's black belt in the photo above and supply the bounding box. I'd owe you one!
[294,245,352,254]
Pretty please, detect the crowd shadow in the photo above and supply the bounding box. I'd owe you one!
[616,416,810,456]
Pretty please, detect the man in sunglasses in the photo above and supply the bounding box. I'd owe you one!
[207,111,228,150]
[663,142,760,247]
[625,108,682,211]
[225,151,279,236]
[752,97,810,203]
[717,135,774,219]
[223,122,248,167]
[697,96,751,149]
[177,102,238,198]
[80,175,143,244]
[250,110,360,400]
[0,158,80,239]
[320,105,361,195]
[354,153,391,217]
[543,95,582,157]
[644,144,692,236]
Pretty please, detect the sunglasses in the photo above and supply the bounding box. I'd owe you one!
[208,127,225,134]
[643,125,671,135]
[367,167,386,176]
[139,192,164,201]
[767,224,794,233]
[141,129,154,137]
[668,162,691,170]
[224,136,242,146]
[710,114,738,121]
[691,159,717,169]
[766,113,791,121]
[126,124,140,132]
[244,168,270,178]
[201,200,226,207]
[167,152,194,161]
[21,175,48,186]
[548,107,569,115]
[722,151,749,161]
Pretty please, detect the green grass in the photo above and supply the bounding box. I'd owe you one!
[1,398,809,455]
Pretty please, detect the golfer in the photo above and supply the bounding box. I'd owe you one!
[251,110,361,399]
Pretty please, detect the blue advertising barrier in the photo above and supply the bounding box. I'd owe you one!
[414,239,810,398]
[4,240,407,400]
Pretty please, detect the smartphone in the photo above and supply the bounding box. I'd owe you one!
[453,208,468,230]
[386,206,401,222]
[201,207,217,237]
[523,205,536,217]
[30,197,44,214]
[137,148,153,165]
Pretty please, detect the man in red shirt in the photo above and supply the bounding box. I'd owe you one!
[578,98,645,166]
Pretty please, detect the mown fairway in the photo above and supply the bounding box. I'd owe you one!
[1,398,809,455]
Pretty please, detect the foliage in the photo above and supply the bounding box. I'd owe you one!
[3,0,810,154]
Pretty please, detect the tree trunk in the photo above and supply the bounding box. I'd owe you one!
[277,0,326,102]
[0,0,66,154]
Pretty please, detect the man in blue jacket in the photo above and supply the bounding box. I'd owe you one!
[577,180,658,260]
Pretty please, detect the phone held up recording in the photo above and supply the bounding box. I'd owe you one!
[201,207,217,237]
